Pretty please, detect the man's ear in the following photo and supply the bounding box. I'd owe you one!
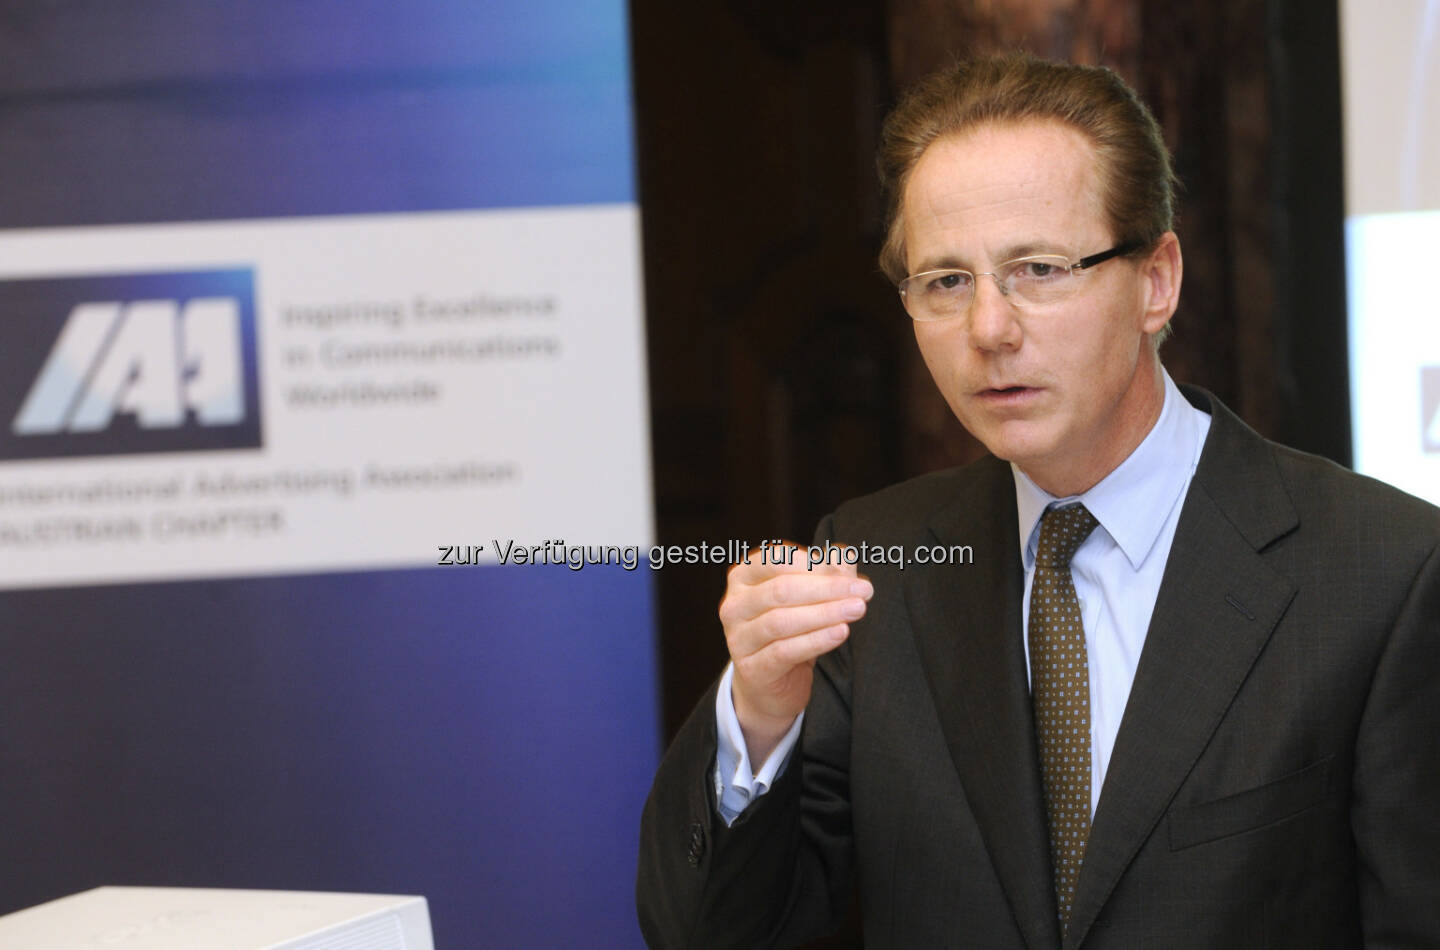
[1139,231,1182,336]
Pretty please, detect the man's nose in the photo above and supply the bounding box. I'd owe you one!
[967,273,1022,350]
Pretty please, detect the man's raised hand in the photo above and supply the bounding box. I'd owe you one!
[719,544,873,764]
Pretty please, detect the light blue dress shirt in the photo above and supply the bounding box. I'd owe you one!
[715,371,1211,824]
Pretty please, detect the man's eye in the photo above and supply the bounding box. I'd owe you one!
[1019,261,1058,279]
[928,272,971,293]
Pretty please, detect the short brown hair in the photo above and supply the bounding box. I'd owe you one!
[877,53,1178,284]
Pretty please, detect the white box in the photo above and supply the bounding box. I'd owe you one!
[0,886,434,950]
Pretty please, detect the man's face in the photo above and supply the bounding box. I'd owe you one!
[902,120,1178,496]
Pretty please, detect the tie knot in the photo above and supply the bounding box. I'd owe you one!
[1035,504,1098,569]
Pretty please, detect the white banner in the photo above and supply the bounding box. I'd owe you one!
[0,206,654,588]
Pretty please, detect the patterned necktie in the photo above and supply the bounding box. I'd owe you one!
[1028,503,1099,932]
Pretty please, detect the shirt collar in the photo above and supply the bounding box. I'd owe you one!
[1013,370,1207,572]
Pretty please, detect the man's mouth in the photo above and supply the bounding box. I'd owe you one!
[975,385,1041,405]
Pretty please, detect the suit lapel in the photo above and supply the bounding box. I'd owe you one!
[907,457,1063,950]
[1064,390,1300,948]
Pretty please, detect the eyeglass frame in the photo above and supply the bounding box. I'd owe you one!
[896,239,1143,321]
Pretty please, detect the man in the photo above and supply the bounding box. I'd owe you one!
[637,54,1440,948]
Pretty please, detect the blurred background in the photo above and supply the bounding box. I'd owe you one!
[0,1,1435,947]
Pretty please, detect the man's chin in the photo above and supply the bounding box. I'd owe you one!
[968,422,1056,467]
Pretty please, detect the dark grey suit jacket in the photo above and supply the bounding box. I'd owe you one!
[637,387,1440,948]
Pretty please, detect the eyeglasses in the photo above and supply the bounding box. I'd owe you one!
[897,241,1141,322]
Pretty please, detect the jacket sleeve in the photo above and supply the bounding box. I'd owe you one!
[1353,540,1440,946]
[636,516,856,949]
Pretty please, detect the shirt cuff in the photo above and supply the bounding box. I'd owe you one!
[713,662,804,826]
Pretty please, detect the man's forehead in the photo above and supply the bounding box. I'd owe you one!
[905,122,1104,215]
[902,120,1108,263]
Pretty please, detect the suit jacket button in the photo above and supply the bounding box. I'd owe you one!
[687,821,706,867]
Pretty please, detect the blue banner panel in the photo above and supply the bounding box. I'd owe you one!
[0,3,657,945]
[0,1,632,93]
[0,1,634,227]
[0,565,658,947]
